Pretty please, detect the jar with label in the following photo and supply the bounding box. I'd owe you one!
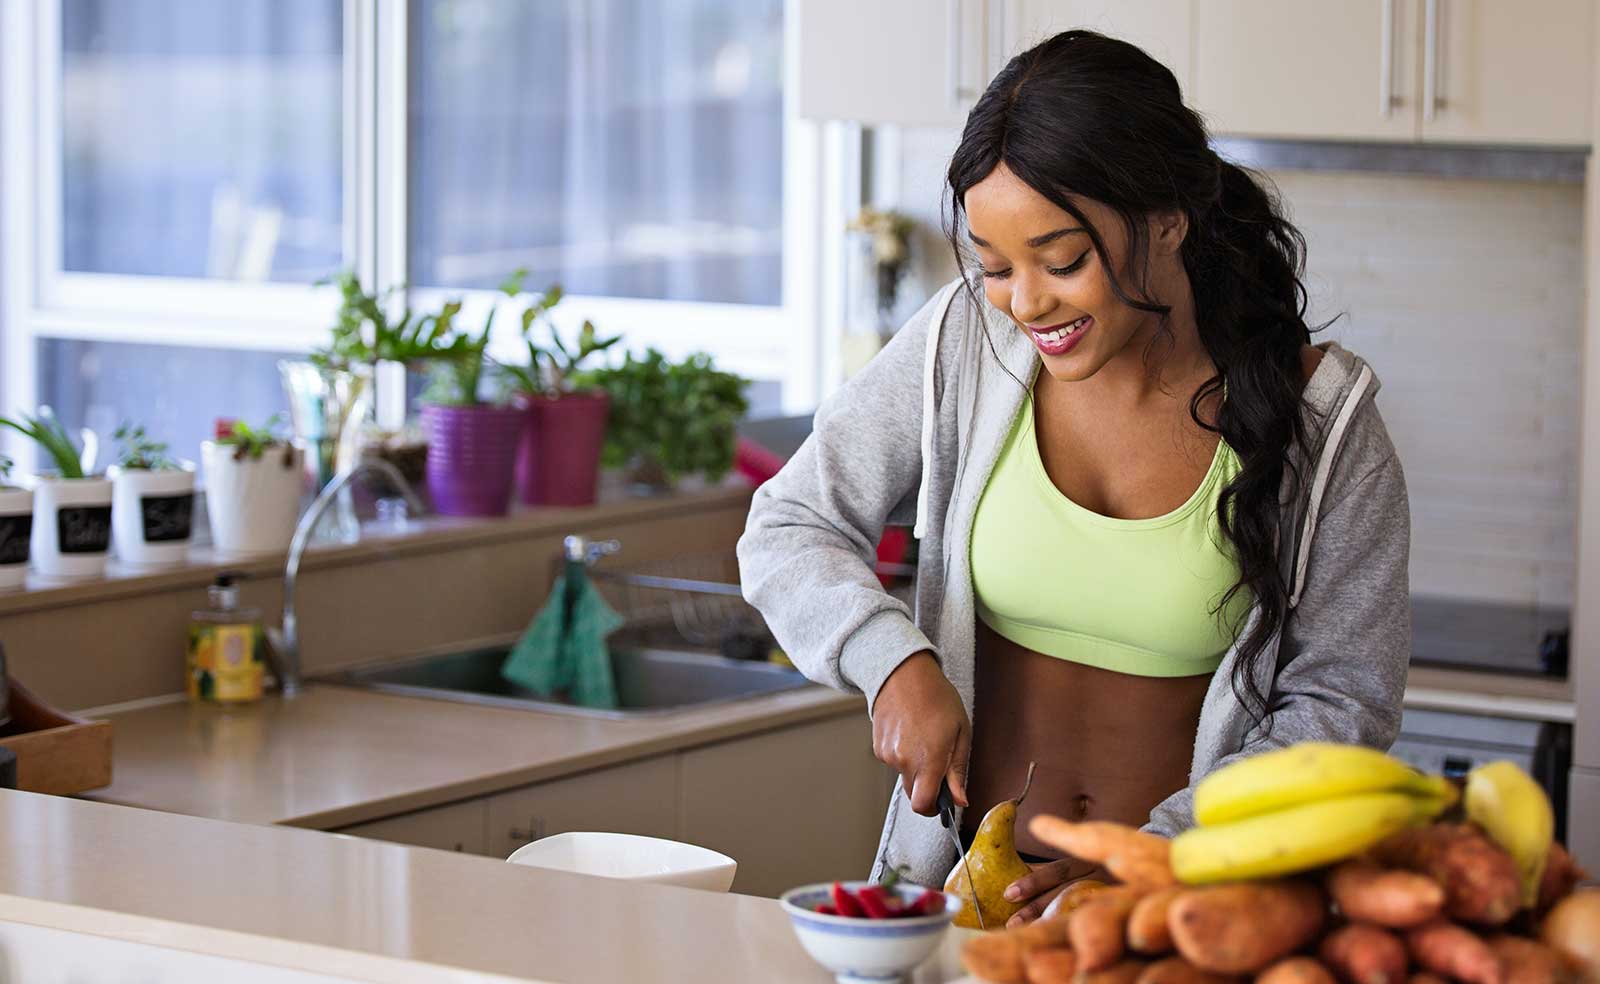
[187,573,266,704]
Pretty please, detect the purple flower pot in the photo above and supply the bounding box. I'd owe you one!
[513,391,610,508]
[421,403,529,517]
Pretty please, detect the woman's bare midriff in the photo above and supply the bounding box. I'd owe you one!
[962,620,1212,865]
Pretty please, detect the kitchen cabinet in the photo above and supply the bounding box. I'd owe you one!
[1194,0,1592,146]
[337,798,488,855]
[486,756,680,861]
[678,714,889,898]
[1003,1,1193,96]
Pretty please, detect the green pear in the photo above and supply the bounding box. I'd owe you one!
[945,762,1036,930]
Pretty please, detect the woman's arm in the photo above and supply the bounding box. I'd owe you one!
[737,287,954,712]
[1147,407,1412,835]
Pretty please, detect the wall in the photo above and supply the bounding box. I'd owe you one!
[882,126,1584,610]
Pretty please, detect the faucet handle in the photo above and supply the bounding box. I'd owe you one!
[562,535,620,566]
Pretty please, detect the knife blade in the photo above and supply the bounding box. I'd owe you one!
[937,780,985,930]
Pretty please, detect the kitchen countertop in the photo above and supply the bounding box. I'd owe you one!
[0,789,971,983]
[85,682,859,829]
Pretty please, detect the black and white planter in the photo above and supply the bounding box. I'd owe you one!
[30,475,113,580]
[109,463,196,569]
[200,441,304,558]
[0,486,32,590]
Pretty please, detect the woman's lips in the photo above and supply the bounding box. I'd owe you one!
[1028,316,1092,356]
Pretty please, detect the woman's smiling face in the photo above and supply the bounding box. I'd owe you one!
[964,163,1182,382]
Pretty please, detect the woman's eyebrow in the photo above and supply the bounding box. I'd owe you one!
[967,227,1087,249]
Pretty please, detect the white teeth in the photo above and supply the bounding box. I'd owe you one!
[1035,317,1089,346]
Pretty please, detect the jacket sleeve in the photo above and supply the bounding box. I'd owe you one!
[1146,408,1412,835]
[737,289,954,713]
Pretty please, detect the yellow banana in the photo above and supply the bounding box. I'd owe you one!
[1194,742,1456,826]
[1464,761,1553,908]
[1173,790,1447,884]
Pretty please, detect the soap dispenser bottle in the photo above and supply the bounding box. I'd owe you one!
[187,572,266,704]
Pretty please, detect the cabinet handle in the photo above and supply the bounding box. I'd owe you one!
[1379,0,1400,116]
[948,0,978,109]
[1423,0,1445,120]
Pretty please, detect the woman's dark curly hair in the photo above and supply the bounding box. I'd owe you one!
[946,30,1318,722]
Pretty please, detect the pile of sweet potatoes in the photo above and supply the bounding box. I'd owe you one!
[960,821,1597,984]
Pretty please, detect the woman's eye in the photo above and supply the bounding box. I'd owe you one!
[980,267,1011,280]
[1047,251,1092,277]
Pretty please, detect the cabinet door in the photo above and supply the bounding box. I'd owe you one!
[1193,0,1421,141]
[1420,0,1593,146]
[1005,1,1193,97]
[337,799,489,856]
[797,0,990,126]
[485,757,679,861]
[679,714,888,898]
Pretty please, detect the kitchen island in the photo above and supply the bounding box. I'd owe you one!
[0,789,971,983]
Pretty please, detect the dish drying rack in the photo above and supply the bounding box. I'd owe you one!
[562,535,915,659]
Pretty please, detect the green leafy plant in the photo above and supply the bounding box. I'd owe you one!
[575,349,749,484]
[313,270,474,369]
[112,423,179,471]
[423,269,536,407]
[500,284,622,396]
[0,409,87,478]
[0,453,13,487]
[216,414,291,462]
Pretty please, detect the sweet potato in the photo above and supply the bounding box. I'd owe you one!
[1540,888,1600,984]
[1078,959,1149,984]
[1127,887,1183,955]
[1023,946,1078,984]
[1405,920,1505,984]
[1536,843,1589,916]
[1030,818,1169,867]
[1044,880,1113,921]
[1488,934,1570,984]
[1112,853,1180,892]
[1257,958,1339,984]
[1071,887,1143,972]
[1133,956,1235,984]
[1328,860,1446,928]
[1374,823,1521,927]
[1319,924,1408,984]
[1409,975,1450,984]
[964,931,1029,984]
[1167,882,1326,975]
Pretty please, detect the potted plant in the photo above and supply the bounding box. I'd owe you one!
[0,410,112,579]
[500,285,622,507]
[575,349,750,495]
[107,423,196,569]
[200,415,305,558]
[418,272,536,517]
[0,454,31,590]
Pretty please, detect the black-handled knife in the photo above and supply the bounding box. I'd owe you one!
[937,780,985,929]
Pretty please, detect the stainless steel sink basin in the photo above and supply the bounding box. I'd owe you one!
[317,645,813,719]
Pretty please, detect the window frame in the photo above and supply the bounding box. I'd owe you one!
[1,0,829,470]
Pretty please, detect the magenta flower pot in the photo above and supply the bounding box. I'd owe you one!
[421,403,528,517]
[513,391,610,508]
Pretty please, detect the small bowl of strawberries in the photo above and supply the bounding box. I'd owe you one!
[779,879,963,983]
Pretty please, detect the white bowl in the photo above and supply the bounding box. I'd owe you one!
[506,832,737,892]
[779,882,962,984]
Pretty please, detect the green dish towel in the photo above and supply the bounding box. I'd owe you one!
[500,567,624,709]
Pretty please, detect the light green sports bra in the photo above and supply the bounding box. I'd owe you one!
[971,397,1250,678]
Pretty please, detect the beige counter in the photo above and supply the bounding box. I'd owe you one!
[0,789,971,983]
[86,682,860,830]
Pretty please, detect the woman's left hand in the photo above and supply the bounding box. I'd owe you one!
[1002,860,1079,927]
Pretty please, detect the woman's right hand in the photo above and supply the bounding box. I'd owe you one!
[871,651,971,817]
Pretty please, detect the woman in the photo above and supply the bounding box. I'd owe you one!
[738,31,1410,923]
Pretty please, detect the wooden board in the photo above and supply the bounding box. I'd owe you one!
[0,677,112,795]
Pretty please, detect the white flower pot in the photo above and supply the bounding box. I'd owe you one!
[201,441,304,558]
[110,463,196,569]
[0,486,33,590]
[30,475,113,580]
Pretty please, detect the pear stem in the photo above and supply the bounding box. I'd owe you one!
[1015,761,1037,806]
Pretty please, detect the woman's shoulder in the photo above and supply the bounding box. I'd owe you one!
[1299,344,1324,387]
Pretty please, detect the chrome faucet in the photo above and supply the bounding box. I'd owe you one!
[266,459,425,698]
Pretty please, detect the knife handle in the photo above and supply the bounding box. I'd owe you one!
[937,781,956,828]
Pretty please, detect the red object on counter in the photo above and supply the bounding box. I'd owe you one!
[830,882,866,918]
[213,418,238,440]
[734,437,786,488]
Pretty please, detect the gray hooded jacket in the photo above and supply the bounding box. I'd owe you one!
[738,279,1411,888]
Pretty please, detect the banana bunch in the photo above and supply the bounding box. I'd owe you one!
[1172,743,1457,884]
[1464,760,1554,906]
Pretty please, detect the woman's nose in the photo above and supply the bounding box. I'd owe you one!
[1009,273,1053,325]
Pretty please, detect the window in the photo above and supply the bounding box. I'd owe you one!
[1,0,820,474]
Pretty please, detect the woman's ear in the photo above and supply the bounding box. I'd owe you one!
[1150,210,1189,254]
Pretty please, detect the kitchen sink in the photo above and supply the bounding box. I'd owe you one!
[317,645,814,719]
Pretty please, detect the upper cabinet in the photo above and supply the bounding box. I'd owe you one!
[797,0,1593,147]
[1193,0,1592,146]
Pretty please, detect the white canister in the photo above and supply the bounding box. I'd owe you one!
[30,475,114,580]
[0,485,33,590]
[201,441,304,558]
[109,463,197,569]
